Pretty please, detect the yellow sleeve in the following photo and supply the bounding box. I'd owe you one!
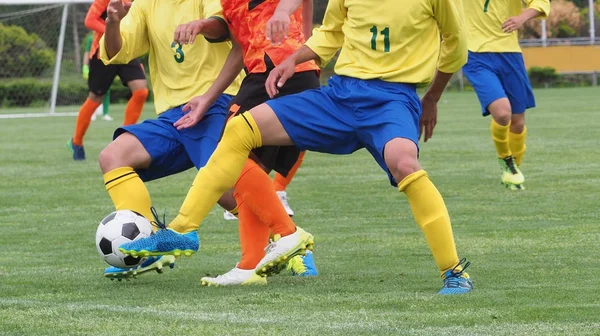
[99,0,149,65]
[304,0,346,66]
[432,0,467,74]
[202,0,224,18]
[525,0,550,19]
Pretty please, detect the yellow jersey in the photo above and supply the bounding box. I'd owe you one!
[464,0,550,53]
[305,0,467,84]
[99,0,243,114]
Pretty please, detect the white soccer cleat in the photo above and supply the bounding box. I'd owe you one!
[201,266,267,286]
[102,114,114,121]
[223,210,238,221]
[276,191,294,217]
[255,227,314,277]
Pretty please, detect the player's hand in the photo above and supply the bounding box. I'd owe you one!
[174,20,204,45]
[502,15,526,34]
[265,58,296,98]
[174,95,211,130]
[419,96,438,143]
[266,9,290,45]
[106,0,131,24]
[82,65,89,80]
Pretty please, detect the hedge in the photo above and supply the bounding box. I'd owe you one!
[0,78,149,107]
[0,23,55,78]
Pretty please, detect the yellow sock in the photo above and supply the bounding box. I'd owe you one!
[229,205,239,217]
[399,170,460,275]
[104,167,153,223]
[169,113,262,233]
[509,126,527,166]
[490,119,511,159]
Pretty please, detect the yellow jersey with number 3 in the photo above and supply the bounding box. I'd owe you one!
[305,0,467,84]
[464,0,550,53]
[99,0,243,114]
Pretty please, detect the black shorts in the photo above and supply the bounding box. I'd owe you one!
[88,53,146,96]
[227,69,320,176]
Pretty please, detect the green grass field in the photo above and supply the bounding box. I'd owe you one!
[1,88,600,335]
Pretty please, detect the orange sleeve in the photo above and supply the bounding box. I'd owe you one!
[84,0,108,34]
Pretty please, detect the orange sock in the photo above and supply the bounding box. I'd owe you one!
[123,88,148,126]
[273,151,305,192]
[234,159,296,236]
[234,191,270,270]
[73,98,101,146]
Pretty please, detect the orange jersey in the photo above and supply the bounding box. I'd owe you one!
[221,0,318,74]
[85,0,131,58]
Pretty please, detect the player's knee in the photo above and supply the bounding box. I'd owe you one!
[511,115,526,133]
[488,99,512,125]
[98,144,123,174]
[88,92,103,103]
[388,155,421,182]
[223,114,259,148]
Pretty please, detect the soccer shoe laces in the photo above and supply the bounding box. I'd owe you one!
[444,258,471,281]
[286,255,307,275]
[264,234,282,254]
[150,207,167,230]
[502,156,519,175]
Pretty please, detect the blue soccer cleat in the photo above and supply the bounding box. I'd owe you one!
[119,229,199,258]
[439,258,473,295]
[104,255,176,280]
[67,138,85,160]
[287,250,318,276]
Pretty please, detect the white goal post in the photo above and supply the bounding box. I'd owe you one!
[0,0,92,116]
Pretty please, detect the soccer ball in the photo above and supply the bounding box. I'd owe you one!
[95,210,153,268]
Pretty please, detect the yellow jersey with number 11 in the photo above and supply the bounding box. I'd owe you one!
[305,0,467,84]
[100,0,243,114]
[464,0,550,53]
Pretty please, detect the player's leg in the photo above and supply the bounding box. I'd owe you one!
[272,151,305,216]
[358,81,472,294]
[502,53,535,187]
[68,56,114,160]
[201,184,270,286]
[463,52,523,187]
[119,59,148,126]
[102,89,114,121]
[68,91,103,160]
[509,113,526,166]
[99,107,206,278]
[120,82,352,275]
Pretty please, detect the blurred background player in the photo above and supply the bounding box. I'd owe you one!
[67,0,148,161]
[462,0,550,190]
[82,31,113,122]
[97,0,243,279]
[155,0,319,286]
[122,0,473,294]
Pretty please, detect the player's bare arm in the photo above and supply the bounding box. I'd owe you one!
[502,8,544,34]
[173,17,228,45]
[104,0,131,58]
[301,0,313,40]
[174,38,244,130]
[420,0,468,142]
[265,45,318,98]
[266,0,307,45]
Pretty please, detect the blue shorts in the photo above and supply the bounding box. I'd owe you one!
[463,52,535,116]
[266,75,421,186]
[114,94,232,182]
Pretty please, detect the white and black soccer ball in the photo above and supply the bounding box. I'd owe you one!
[95,210,153,268]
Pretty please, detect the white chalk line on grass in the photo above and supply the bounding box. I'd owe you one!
[0,112,78,119]
[0,298,391,331]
